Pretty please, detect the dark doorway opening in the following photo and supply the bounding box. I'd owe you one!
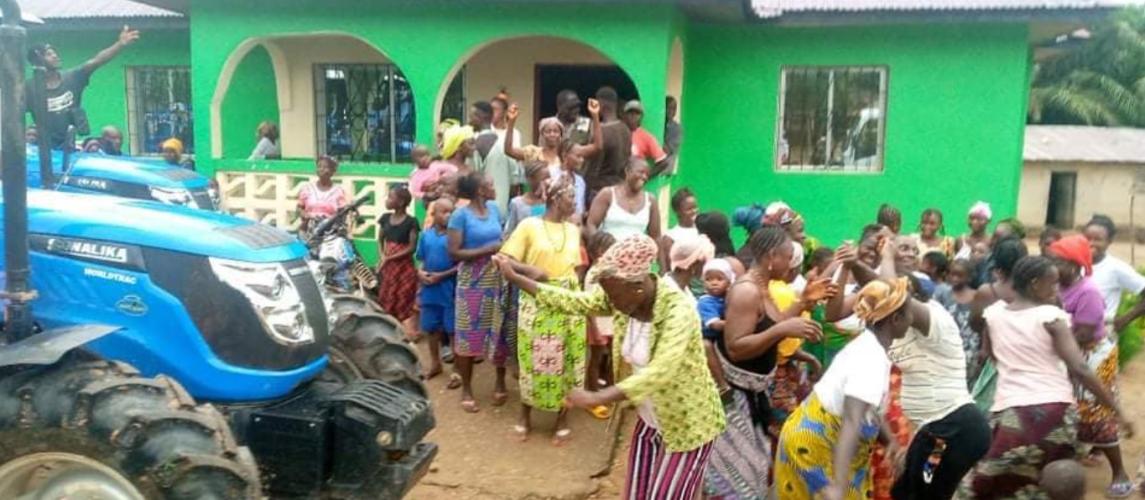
[1046,171,1077,229]
[534,64,638,137]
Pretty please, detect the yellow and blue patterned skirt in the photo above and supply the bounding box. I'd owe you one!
[774,393,879,499]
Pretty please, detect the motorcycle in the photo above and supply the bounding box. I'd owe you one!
[303,195,379,298]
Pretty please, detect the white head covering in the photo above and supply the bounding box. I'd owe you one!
[968,201,992,220]
[702,258,736,282]
[790,241,805,270]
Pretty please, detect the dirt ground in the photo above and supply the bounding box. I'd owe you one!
[406,239,1145,499]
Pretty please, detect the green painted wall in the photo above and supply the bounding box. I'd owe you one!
[189,0,676,176]
[677,23,1031,245]
[27,29,190,154]
[220,45,279,159]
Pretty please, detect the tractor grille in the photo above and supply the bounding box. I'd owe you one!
[143,248,329,370]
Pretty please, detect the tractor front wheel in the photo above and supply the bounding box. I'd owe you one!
[321,295,426,398]
[0,360,262,499]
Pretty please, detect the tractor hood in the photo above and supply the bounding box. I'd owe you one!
[27,146,209,190]
[68,154,210,190]
[11,189,305,263]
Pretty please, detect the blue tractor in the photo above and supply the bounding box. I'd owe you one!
[27,145,219,210]
[0,3,434,498]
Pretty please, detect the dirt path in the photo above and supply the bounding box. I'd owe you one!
[1084,352,1145,498]
[406,343,623,500]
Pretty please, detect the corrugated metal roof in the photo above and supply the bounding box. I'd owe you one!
[752,0,1145,18]
[1024,125,1145,164]
[20,0,181,19]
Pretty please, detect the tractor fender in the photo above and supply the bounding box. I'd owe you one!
[0,324,120,367]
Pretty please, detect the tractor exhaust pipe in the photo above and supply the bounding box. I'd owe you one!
[0,0,37,341]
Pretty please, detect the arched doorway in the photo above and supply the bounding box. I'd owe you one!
[212,33,417,163]
[436,36,639,147]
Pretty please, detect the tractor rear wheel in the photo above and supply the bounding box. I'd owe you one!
[0,360,261,499]
[321,296,426,398]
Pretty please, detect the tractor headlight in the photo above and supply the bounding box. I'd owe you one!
[149,186,192,206]
[209,258,316,345]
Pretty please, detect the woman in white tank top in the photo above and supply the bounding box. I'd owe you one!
[586,158,661,242]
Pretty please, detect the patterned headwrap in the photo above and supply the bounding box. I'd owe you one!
[161,138,184,155]
[670,235,715,272]
[440,125,474,159]
[597,234,659,282]
[968,201,992,220]
[763,201,797,227]
[702,258,735,283]
[1048,235,1093,276]
[732,204,766,234]
[853,277,910,325]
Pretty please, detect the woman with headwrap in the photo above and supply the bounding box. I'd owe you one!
[504,101,601,171]
[775,277,913,500]
[954,202,992,260]
[840,233,991,499]
[963,256,1132,498]
[498,178,584,444]
[441,124,476,175]
[494,234,725,499]
[1047,235,1134,497]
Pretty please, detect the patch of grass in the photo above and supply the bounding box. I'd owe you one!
[1117,291,1144,368]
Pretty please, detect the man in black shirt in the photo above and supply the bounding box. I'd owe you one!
[27,26,140,150]
[582,87,631,205]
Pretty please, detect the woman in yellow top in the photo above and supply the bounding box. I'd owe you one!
[499,179,584,444]
[494,234,724,499]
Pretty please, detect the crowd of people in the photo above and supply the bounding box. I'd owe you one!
[291,82,1145,499]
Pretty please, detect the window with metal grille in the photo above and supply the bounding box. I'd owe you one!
[776,66,887,173]
[314,64,416,163]
[126,66,193,156]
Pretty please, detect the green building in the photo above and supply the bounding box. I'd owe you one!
[24,0,1127,260]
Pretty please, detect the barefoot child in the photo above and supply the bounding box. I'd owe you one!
[416,199,459,383]
[378,186,419,334]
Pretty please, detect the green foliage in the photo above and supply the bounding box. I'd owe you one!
[1030,7,1145,127]
[1118,290,1144,368]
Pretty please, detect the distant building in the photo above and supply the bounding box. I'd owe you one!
[1020,125,1145,236]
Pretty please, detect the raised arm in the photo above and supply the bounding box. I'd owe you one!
[572,99,603,158]
[83,26,140,74]
[503,104,528,162]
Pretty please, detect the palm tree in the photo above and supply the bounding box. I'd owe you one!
[1029,7,1145,127]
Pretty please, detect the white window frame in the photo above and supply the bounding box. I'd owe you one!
[775,65,888,174]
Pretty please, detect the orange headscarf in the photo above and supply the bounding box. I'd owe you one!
[854,278,910,325]
[1048,234,1093,276]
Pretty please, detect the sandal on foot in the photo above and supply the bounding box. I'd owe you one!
[492,391,509,406]
[446,373,462,390]
[513,424,530,442]
[425,367,444,380]
[461,399,480,414]
[552,428,572,446]
[1106,480,1135,499]
[588,405,611,420]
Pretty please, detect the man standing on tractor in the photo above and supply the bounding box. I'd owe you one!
[26,26,140,150]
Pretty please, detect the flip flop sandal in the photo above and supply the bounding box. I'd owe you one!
[491,391,509,406]
[513,424,530,442]
[461,399,480,414]
[446,373,462,390]
[1106,480,1135,499]
[552,428,572,447]
[588,405,611,420]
